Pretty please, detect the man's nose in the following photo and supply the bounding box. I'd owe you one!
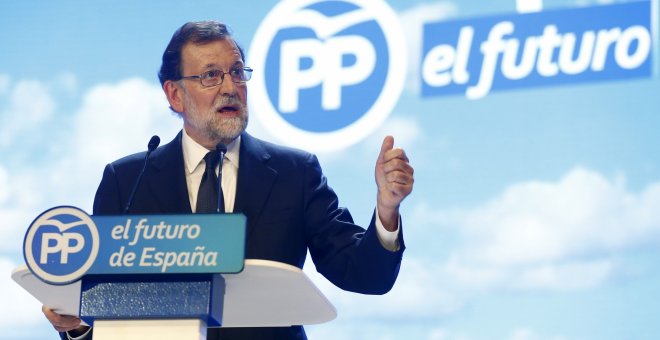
[217,74,238,96]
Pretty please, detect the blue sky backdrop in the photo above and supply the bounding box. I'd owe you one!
[1,0,659,339]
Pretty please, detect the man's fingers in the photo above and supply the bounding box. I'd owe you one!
[381,158,414,176]
[381,147,409,164]
[385,170,414,185]
[389,182,414,195]
[379,136,395,161]
[42,305,81,332]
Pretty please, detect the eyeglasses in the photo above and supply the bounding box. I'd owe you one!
[179,67,253,87]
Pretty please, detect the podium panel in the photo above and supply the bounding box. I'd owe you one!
[12,259,336,328]
[93,319,206,340]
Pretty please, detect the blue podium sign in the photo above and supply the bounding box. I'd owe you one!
[23,206,246,285]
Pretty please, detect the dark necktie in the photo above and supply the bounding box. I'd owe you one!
[196,151,224,213]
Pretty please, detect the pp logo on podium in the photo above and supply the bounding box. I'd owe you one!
[23,206,99,284]
[249,0,406,151]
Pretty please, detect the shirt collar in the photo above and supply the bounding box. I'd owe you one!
[182,129,241,174]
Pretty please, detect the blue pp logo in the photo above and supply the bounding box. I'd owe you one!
[23,206,99,284]
[249,0,406,151]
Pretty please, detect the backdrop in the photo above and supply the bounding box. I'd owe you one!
[1,0,659,339]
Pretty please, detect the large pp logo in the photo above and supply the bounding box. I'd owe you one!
[249,0,406,151]
[23,206,99,284]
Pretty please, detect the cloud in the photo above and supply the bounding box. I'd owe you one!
[452,168,660,266]
[399,2,458,94]
[71,77,178,167]
[0,166,8,204]
[0,78,180,250]
[0,167,29,251]
[0,258,47,330]
[412,167,660,292]
[304,256,464,326]
[513,259,615,291]
[0,79,56,147]
[0,166,52,251]
[49,78,181,207]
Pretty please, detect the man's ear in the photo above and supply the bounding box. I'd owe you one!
[164,80,185,114]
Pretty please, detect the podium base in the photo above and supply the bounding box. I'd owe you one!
[93,319,206,340]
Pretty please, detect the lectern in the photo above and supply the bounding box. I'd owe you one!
[13,206,336,339]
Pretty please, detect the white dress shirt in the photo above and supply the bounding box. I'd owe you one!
[182,129,239,213]
[181,129,399,251]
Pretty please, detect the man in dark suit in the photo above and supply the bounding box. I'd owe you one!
[44,20,414,340]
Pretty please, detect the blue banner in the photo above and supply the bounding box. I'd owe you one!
[23,206,246,285]
[421,1,653,99]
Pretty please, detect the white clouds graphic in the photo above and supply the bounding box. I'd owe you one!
[0,166,50,251]
[0,78,179,250]
[306,256,463,321]
[451,168,660,267]
[0,79,56,147]
[51,78,181,209]
[0,258,47,330]
[0,166,8,204]
[410,167,660,293]
[72,77,178,167]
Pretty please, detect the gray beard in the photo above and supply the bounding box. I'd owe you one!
[200,113,247,145]
[184,95,249,146]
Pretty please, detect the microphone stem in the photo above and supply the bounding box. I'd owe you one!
[124,135,160,214]
[216,150,225,213]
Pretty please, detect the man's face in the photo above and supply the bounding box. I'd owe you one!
[175,38,248,147]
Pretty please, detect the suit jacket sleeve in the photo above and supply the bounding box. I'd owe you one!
[302,153,405,295]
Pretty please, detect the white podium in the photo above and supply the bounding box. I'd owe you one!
[12,259,336,339]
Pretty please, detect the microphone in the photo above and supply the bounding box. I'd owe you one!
[124,135,160,214]
[215,143,227,213]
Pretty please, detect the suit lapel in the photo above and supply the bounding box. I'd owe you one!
[234,133,278,239]
[147,131,192,214]
[141,131,275,223]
